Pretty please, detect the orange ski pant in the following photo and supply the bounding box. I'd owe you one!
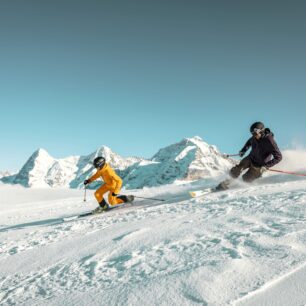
[94,184,124,205]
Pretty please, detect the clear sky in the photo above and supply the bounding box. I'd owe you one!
[0,0,305,171]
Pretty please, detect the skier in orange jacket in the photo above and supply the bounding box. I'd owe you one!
[84,156,134,212]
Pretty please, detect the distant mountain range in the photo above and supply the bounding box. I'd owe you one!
[0,171,11,179]
[1,136,233,189]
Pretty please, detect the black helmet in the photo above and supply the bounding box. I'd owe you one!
[250,122,265,134]
[93,156,106,169]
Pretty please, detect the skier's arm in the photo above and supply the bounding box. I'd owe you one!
[88,171,100,183]
[240,138,252,155]
[264,136,282,168]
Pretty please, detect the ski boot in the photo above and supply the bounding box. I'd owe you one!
[214,179,231,191]
[117,195,135,203]
[92,199,109,214]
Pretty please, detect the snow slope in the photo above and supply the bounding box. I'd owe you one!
[0,172,306,305]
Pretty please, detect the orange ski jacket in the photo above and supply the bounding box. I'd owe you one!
[88,163,122,194]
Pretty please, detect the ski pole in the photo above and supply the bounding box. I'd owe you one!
[223,154,240,158]
[133,196,166,202]
[84,186,87,202]
[268,169,306,177]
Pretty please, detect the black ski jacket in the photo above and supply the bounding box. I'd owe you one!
[240,129,282,168]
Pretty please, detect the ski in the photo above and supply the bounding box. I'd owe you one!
[189,188,216,198]
[62,202,133,221]
[63,210,107,221]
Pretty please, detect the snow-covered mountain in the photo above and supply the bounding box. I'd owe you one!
[1,137,233,189]
[0,171,11,179]
[122,136,233,189]
[2,147,142,188]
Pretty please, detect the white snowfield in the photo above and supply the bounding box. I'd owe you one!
[0,171,306,306]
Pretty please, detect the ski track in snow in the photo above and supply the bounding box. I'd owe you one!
[0,179,306,305]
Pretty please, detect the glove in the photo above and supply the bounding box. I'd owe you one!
[112,192,118,197]
[260,166,268,174]
[239,151,245,157]
[84,179,90,185]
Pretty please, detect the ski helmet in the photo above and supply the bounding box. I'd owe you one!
[93,156,106,169]
[250,122,265,134]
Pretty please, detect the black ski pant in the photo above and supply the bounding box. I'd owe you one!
[230,156,262,183]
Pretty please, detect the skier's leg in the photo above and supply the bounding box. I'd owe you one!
[215,157,251,190]
[229,156,251,178]
[242,164,262,183]
[108,192,125,206]
[94,184,109,207]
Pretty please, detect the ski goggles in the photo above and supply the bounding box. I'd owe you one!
[252,128,263,135]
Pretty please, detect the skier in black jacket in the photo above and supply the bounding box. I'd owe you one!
[216,122,282,190]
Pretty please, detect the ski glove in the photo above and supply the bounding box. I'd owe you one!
[84,179,90,185]
[112,193,118,197]
[260,166,268,174]
[239,151,245,157]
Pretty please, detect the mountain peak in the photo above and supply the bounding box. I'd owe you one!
[94,145,115,158]
[33,148,52,159]
[2,137,233,189]
[186,136,203,142]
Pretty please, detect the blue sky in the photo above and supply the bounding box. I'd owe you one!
[0,0,305,171]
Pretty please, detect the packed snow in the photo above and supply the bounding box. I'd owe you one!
[1,170,306,305]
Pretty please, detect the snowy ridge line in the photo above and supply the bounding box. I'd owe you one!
[1,136,233,189]
[232,260,306,305]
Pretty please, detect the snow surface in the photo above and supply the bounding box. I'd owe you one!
[1,172,306,305]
